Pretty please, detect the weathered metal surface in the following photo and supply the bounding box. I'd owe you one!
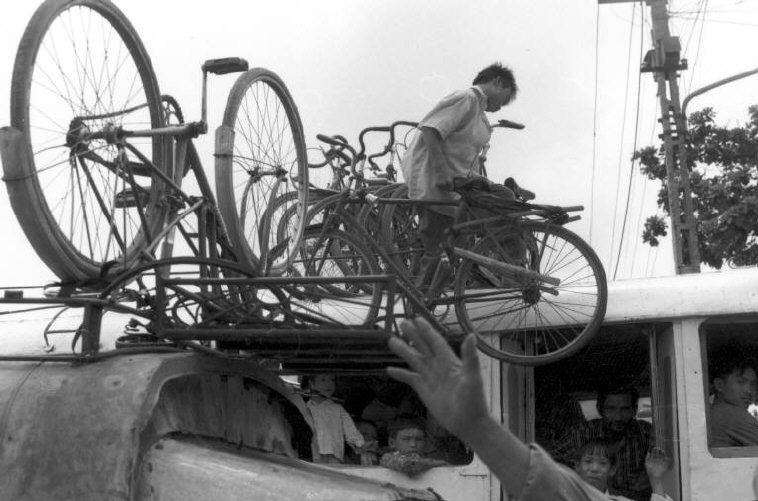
[138,437,441,501]
[603,267,758,322]
[0,353,312,500]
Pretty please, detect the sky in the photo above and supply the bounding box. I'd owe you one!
[1,0,757,293]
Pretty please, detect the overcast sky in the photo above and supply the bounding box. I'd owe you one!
[1,0,757,289]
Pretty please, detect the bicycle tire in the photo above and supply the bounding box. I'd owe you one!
[378,184,422,274]
[98,257,301,335]
[274,188,339,246]
[288,227,382,326]
[454,221,607,366]
[7,0,168,283]
[216,68,308,276]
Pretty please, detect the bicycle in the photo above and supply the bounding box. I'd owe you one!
[3,0,308,283]
[302,130,608,365]
[1,0,404,364]
[0,0,606,368]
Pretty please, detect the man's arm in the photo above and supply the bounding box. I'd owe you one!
[339,406,365,449]
[419,127,455,191]
[386,319,615,500]
[726,408,758,445]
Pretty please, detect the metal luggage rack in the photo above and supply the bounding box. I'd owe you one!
[1,0,607,370]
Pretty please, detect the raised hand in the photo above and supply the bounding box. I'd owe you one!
[386,317,489,442]
[645,448,671,495]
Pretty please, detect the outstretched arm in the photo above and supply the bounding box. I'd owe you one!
[419,127,454,191]
[386,318,530,494]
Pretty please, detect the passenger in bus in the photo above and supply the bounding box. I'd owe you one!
[551,383,652,501]
[301,374,366,464]
[387,317,627,499]
[573,440,672,501]
[361,378,401,446]
[355,420,380,465]
[379,415,449,476]
[709,351,758,447]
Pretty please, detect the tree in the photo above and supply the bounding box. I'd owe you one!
[635,106,758,269]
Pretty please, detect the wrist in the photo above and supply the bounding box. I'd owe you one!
[456,414,500,447]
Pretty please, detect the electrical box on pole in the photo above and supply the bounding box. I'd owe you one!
[599,0,701,274]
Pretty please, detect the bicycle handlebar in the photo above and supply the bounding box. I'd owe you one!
[316,121,419,179]
[494,119,525,129]
[364,121,419,172]
[316,133,357,155]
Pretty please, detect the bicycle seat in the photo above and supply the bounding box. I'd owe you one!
[504,177,536,201]
[201,57,249,75]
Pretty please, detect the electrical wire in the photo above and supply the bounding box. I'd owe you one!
[613,5,646,280]
[608,2,638,275]
[589,3,602,246]
[686,0,709,94]
[630,99,660,277]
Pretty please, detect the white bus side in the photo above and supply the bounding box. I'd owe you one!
[342,268,758,501]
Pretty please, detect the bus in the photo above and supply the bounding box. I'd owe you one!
[329,266,758,501]
[1,267,757,500]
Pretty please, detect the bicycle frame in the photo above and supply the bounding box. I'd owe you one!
[306,187,574,342]
[75,58,254,267]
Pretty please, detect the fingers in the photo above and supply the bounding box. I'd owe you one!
[388,336,429,376]
[460,333,481,376]
[398,318,434,356]
[409,317,456,360]
[647,447,669,461]
[387,365,422,389]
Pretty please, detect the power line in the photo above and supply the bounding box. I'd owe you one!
[630,99,660,277]
[686,0,709,94]
[589,3,602,246]
[608,2,638,275]
[613,5,646,280]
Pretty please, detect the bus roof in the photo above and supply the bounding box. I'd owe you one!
[604,268,758,323]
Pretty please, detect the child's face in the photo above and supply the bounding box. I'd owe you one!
[358,422,377,442]
[390,427,425,454]
[310,375,335,398]
[574,452,615,492]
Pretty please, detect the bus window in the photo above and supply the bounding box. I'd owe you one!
[298,374,474,466]
[703,319,758,455]
[534,322,663,501]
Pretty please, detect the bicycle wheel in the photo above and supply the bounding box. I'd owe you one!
[7,0,168,283]
[379,184,422,275]
[99,257,283,330]
[288,227,382,326]
[216,68,308,276]
[454,221,607,365]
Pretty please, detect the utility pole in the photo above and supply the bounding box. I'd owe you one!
[599,0,701,274]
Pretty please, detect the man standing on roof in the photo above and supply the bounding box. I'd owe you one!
[400,62,518,285]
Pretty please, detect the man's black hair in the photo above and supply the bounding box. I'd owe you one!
[596,383,640,413]
[472,62,518,97]
[710,345,756,383]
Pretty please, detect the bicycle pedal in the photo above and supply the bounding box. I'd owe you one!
[114,186,149,208]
